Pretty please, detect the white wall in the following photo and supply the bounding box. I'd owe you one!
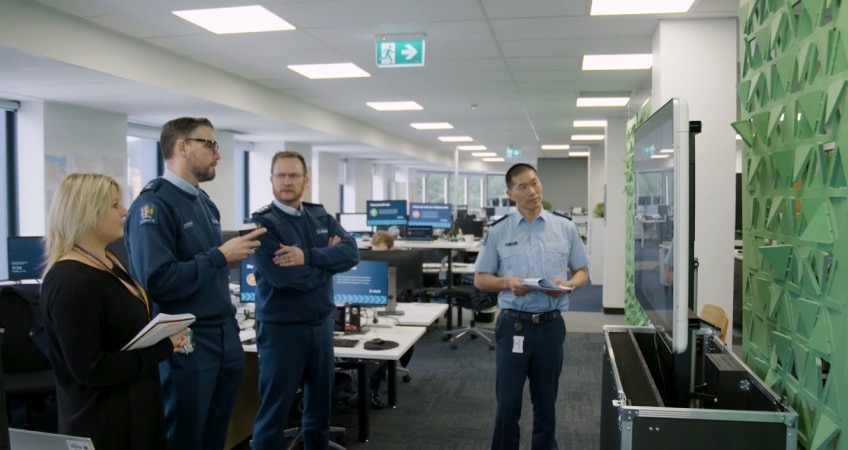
[603,118,628,309]
[312,151,340,214]
[653,19,738,329]
[589,143,606,284]
[536,158,589,211]
[201,131,239,229]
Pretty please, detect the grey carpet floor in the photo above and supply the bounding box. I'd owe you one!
[330,328,604,449]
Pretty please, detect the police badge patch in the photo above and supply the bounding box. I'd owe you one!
[139,204,157,225]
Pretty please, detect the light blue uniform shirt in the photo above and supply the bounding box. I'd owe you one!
[162,169,199,196]
[474,209,589,313]
[272,199,302,216]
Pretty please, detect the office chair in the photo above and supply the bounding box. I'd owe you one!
[699,304,729,342]
[439,286,495,350]
[0,287,55,429]
[281,372,350,450]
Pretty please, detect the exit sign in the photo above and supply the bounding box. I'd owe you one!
[506,147,522,158]
[376,39,425,68]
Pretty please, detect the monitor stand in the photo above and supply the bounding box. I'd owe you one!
[377,266,405,316]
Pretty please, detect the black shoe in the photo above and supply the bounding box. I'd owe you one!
[370,389,385,409]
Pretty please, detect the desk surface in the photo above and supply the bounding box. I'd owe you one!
[240,325,424,360]
[357,239,480,251]
[377,302,448,326]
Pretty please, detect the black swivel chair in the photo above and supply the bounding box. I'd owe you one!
[0,287,55,429]
[439,286,496,350]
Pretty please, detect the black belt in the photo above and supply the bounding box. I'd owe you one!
[501,309,562,324]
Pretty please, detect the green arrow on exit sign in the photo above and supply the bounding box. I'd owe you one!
[376,39,425,68]
[506,147,522,158]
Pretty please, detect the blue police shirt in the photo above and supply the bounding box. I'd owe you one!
[474,209,589,313]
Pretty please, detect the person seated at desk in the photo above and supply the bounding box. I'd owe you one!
[367,231,413,409]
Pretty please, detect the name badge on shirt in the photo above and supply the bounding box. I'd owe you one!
[316,228,328,235]
[183,222,194,229]
[512,336,524,353]
[505,241,518,247]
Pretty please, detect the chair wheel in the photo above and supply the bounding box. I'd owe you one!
[402,374,411,382]
[441,335,449,342]
[470,334,477,340]
[450,343,458,350]
[488,343,495,350]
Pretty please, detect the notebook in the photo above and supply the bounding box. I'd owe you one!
[9,428,95,450]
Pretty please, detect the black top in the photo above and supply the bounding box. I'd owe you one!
[41,260,173,450]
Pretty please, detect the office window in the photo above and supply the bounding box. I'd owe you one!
[426,176,447,203]
[486,174,507,206]
[126,136,159,203]
[449,177,466,206]
[415,176,425,202]
[467,177,483,209]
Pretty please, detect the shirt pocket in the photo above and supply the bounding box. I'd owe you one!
[498,245,529,278]
[543,242,570,278]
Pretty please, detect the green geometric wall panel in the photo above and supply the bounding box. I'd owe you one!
[741,0,848,448]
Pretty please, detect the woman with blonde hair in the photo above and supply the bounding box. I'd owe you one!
[40,173,188,450]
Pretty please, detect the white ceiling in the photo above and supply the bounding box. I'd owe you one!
[0,0,739,171]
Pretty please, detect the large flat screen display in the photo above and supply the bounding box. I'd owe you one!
[338,213,371,233]
[7,237,44,281]
[332,260,388,306]
[365,200,408,226]
[408,203,452,229]
[240,259,257,302]
[632,98,691,354]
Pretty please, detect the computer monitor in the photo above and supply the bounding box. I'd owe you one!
[365,200,408,226]
[332,260,388,306]
[240,259,257,302]
[6,237,44,281]
[456,217,485,238]
[408,203,453,229]
[338,213,371,233]
[404,225,433,241]
[222,230,242,282]
[359,249,424,303]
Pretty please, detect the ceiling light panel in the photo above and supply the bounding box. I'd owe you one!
[471,152,497,157]
[410,122,453,130]
[576,97,630,107]
[483,157,505,162]
[573,120,607,128]
[173,6,295,34]
[582,54,653,70]
[568,151,590,157]
[590,0,696,15]
[438,136,473,142]
[457,145,486,151]
[366,101,423,111]
[541,145,570,150]
[289,63,370,79]
[571,134,605,141]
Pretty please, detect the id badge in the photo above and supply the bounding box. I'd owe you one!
[512,336,524,354]
[180,329,195,355]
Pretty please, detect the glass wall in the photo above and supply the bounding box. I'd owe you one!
[126,136,159,203]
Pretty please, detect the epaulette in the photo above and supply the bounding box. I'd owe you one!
[139,178,165,194]
[302,201,325,209]
[302,201,327,216]
[489,215,508,227]
[251,204,273,217]
[552,211,573,221]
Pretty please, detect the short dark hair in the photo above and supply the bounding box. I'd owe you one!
[505,163,537,189]
[271,151,308,176]
[160,117,214,159]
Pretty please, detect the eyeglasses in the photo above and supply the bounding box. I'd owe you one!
[184,138,219,154]
[273,173,305,181]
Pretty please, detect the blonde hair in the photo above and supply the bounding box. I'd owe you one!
[43,173,122,275]
[371,230,395,250]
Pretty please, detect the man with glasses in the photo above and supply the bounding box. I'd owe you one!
[248,151,359,450]
[124,117,266,450]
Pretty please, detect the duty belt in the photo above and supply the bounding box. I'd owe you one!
[501,309,562,324]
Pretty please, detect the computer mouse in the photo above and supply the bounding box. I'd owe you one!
[369,338,384,345]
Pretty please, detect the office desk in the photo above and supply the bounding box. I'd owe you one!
[422,262,475,275]
[234,325,425,443]
[376,302,449,327]
[392,239,480,252]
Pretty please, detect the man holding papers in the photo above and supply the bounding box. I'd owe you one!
[41,174,189,450]
[474,163,589,450]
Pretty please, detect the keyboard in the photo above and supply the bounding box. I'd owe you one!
[333,338,359,348]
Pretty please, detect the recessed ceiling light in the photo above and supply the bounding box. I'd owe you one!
[659,148,675,153]
[173,6,295,34]
[573,120,607,128]
[590,0,696,16]
[289,63,370,79]
[457,145,487,151]
[410,122,453,130]
[472,152,497,157]
[650,154,671,159]
[541,145,570,150]
[582,54,653,70]
[568,151,590,157]
[576,97,630,107]
[572,134,605,141]
[366,101,423,111]
[438,136,474,142]
[483,157,505,162]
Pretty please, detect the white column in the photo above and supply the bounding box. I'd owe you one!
[311,151,339,215]
[653,19,737,329]
[247,142,278,214]
[588,142,606,285]
[353,159,373,208]
[603,118,628,309]
[16,101,45,236]
[396,167,417,202]
[372,163,394,200]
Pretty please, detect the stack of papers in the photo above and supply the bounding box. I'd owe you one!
[521,278,573,292]
[122,313,195,351]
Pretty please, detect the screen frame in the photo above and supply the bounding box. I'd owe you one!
[408,202,453,229]
[632,98,691,354]
[6,236,44,281]
[332,260,389,307]
[365,200,408,226]
[338,212,371,233]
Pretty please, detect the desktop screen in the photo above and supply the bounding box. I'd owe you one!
[240,260,257,302]
[359,249,424,302]
[365,200,408,226]
[7,237,44,281]
[332,260,388,306]
[408,203,452,229]
[338,213,371,233]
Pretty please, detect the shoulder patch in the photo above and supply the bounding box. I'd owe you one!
[138,204,158,226]
[140,178,164,194]
[251,204,273,216]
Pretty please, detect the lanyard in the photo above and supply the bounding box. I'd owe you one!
[73,244,151,320]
